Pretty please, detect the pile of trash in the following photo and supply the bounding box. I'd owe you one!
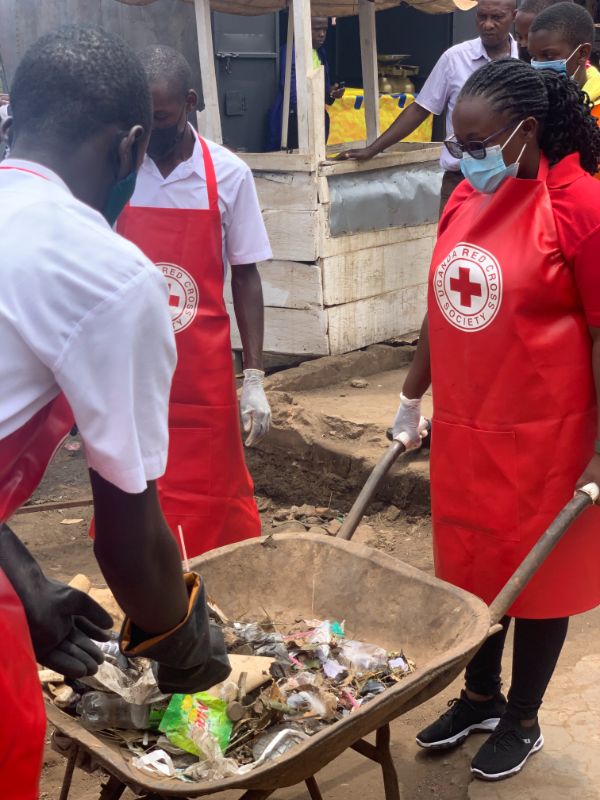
[43,606,415,783]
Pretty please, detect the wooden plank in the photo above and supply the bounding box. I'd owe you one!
[281,9,294,149]
[227,303,329,355]
[309,66,327,164]
[263,209,322,261]
[321,221,437,258]
[241,152,315,173]
[358,0,380,145]
[291,0,313,154]
[194,0,223,143]
[327,284,427,355]
[319,146,441,176]
[224,261,324,310]
[253,171,318,210]
[322,234,435,306]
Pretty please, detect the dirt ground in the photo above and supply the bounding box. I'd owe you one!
[14,436,600,800]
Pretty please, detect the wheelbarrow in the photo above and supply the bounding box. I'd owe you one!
[46,435,599,800]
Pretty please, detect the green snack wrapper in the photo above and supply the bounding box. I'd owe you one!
[159,692,233,756]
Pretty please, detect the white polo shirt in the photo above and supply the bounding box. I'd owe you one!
[0,159,176,494]
[131,129,272,272]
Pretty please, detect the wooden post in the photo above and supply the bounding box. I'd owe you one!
[358,0,380,145]
[194,0,223,143]
[290,0,313,154]
[281,8,294,149]
[309,65,326,163]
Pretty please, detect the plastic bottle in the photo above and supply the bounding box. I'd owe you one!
[77,692,155,731]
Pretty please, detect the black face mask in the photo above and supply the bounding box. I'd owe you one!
[147,108,186,161]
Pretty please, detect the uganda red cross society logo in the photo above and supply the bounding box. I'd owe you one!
[156,262,199,334]
[433,242,502,332]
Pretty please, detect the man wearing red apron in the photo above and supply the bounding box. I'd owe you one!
[115,46,272,559]
[392,59,600,781]
[0,28,229,798]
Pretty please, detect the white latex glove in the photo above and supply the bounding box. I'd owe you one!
[392,393,427,450]
[240,369,271,447]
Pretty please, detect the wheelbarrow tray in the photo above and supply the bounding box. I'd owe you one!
[46,532,491,798]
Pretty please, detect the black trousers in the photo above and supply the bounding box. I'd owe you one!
[465,616,569,720]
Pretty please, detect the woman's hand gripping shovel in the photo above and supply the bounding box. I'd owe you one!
[337,419,430,541]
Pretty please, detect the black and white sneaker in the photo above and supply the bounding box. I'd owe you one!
[470,717,544,781]
[416,690,506,750]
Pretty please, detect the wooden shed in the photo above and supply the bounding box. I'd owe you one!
[115,0,467,357]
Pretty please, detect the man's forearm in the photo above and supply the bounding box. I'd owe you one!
[231,264,265,371]
[90,472,188,635]
[402,315,431,399]
[367,102,430,157]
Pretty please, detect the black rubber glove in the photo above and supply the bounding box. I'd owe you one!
[121,572,231,694]
[0,523,113,678]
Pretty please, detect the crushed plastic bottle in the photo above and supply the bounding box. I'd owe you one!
[77,692,159,731]
[338,640,388,673]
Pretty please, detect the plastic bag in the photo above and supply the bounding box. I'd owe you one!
[159,692,233,757]
[339,640,388,673]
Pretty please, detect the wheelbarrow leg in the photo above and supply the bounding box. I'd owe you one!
[58,746,79,800]
[305,776,324,800]
[351,724,402,800]
[98,775,127,800]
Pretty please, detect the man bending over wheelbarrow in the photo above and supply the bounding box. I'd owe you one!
[0,26,229,798]
[392,57,600,782]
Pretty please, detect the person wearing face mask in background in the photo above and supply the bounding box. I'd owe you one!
[338,0,518,214]
[514,0,574,62]
[392,57,600,781]
[0,27,230,798]
[528,2,600,109]
[115,45,272,560]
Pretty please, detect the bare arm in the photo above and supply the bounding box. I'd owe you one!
[577,326,600,491]
[339,103,431,162]
[231,264,264,370]
[90,471,188,634]
[402,314,431,399]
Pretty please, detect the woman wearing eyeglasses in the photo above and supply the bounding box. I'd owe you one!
[392,58,600,781]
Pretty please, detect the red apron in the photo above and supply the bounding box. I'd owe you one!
[428,159,600,619]
[116,136,260,559]
[0,165,73,797]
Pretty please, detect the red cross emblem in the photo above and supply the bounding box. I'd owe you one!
[449,267,482,308]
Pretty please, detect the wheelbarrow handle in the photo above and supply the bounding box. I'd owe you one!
[337,421,431,542]
[488,482,600,627]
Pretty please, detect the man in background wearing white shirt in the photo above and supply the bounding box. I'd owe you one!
[116,45,272,559]
[340,0,518,214]
[0,27,229,796]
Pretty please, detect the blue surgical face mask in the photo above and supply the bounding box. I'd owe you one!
[460,121,527,194]
[530,46,580,76]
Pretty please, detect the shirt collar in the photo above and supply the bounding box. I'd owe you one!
[471,34,517,62]
[545,152,586,189]
[140,123,205,186]
[1,158,71,193]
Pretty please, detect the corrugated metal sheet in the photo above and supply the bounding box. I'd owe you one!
[114,0,468,16]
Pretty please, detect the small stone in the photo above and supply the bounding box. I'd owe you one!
[307,526,329,536]
[350,378,369,389]
[256,496,271,513]
[385,505,402,522]
[294,503,316,519]
[305,515,321,525]
[272,520,307,533]
[352,523,375,545]
[326,519,342,535]
[339,393,347,397]
[273,509,290,521]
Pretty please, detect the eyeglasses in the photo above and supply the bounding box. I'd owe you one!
[444,122,518,160]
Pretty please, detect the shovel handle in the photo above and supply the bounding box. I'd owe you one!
[488,483,600,626]
[337,440,406,541]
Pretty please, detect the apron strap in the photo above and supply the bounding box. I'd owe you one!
[196,135,219,213]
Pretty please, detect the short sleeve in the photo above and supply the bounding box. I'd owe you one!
[54,268,176,493]
[223,167,273,266]
[572,223,600,327]
[416,51,452,117]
